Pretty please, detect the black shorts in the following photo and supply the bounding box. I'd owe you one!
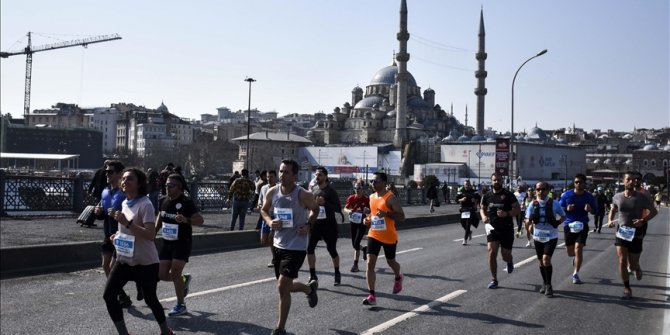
[366,237,398,260]
[307,223,338,254]
[615,237,644,254]
[486,223,515,250]
[563,225,589,246]
[272,246,307,279]
[101,238,115,254]
[159,240,192,262]
[534,238,558,258]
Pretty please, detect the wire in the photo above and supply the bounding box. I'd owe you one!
[412,34,474,53]
[411,55,473,72]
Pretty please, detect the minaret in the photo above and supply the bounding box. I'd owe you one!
[393,0,410,149]
[474,7,487,136]
[465,105,468,127]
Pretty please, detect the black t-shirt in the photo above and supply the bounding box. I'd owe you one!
[159,194,198,241]
[311,184,342,225]
[456,189,481,210]
[481,189,518,227]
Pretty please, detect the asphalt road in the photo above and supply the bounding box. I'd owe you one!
[1,208,668,335]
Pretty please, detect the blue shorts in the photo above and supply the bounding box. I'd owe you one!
[260,214,274,234]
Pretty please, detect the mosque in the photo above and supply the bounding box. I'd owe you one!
[306,0,479,149]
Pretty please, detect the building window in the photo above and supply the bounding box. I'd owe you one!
[650,160,656,167]
[642,159,648,167]
[663,159,669,167]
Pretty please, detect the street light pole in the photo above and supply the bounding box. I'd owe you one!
[244,77,256,171]
[510,49,547,188]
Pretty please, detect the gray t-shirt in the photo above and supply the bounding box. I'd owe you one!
[612,191,655,238]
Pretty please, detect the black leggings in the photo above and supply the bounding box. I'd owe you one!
[594,212,605,231]
[350,223,368,250]
[103,262,166,325]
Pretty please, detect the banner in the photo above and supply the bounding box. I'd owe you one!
[495,138,510,176]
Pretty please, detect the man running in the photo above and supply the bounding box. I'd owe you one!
[307,167,343,285]
[559,173,597,284]
[480,173,520,289]
[526,181,565,297]
[155,173,204,316]
[513,185,527,238]
[261,160,319,335]
[343,179,370,272]
[259,170,278,267]
[608,171,658,300]
[592,187,610,233]
[94,160,134,307]
[456,179,480,245]
[362,172,405,306]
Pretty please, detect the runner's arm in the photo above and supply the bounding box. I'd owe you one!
[386,194,405,222]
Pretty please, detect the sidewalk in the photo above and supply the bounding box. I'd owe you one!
[0,204,461,248]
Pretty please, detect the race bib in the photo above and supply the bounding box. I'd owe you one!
[569,221,584,233]
[461,211,471,219]
[317,206,326,220]
[162,223,179,241]
[274,207,294,228]
[616,226,636,242]
[485,223,495,236]
[370,216,387,231]
[114,233,135,258]
[533,228,551,243]
[350,212,363,224]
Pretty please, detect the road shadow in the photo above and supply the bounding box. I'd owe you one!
[167,310,274,334]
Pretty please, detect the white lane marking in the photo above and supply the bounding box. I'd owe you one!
[360,289,467,335]
[159,248,425,302]
[378,247,423,259]
[160,277,275,303]
[453,234,486,242]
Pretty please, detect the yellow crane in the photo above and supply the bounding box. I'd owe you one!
[1,32,122,123]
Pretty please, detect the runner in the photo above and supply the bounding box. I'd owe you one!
[608,171,658,300]
[592,187,610,233]
[103,167,173,335]
[525,181,566,297]
[558,173,597,284]
[259,170,278,267]
[307,167,343,285]
[260,160,319,335]
[343,179,370,272]
[480,173,520,289]
[455,179,480,245]
[155,173,204,316]
[94,160,133,308]
[362,172,405,305]
[654,191,662,209]
[513,185,527,238]
[522,188,535,247]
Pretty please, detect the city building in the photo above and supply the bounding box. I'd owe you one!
[230,131,311,173]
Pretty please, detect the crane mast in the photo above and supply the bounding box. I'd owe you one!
[0,32,122,124]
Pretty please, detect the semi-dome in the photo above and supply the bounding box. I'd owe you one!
[408,97,432,109]
[354,96,384,110]
[369,65,418,87]
[457,135,470,142]
[642,144,658,151]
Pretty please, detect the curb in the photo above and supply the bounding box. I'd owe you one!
[0,213,459,279]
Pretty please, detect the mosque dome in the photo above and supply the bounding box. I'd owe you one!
[642,143,658,151]
[442,132,457,143]
[369,65,418,87]
[157,101,169,112]
[527,126,547,140]
[408,97,432,109]
[354,96,384,110]
[470,135,486,142]
[457,135,470,142]
[408,120,425,129]
[664,144,670,151]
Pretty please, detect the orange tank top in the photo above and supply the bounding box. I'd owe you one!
[367,191,397,244]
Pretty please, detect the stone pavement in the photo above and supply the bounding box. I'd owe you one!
[0,203,461,248]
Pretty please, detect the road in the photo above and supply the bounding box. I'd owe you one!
[1,208,668,335]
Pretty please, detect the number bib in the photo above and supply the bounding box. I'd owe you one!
[350,212,363,224]
[485,224,495,236]
[616,226,636,242]
[461,211,471,219]
[370,216,387,231]
[114,233,135,257]
[274,207,294,228]
[162,223,179,241]
[533,228,551,243]
[568,221,584,233]
[317,206,326,220]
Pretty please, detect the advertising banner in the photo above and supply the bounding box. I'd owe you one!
[495,138,510,176]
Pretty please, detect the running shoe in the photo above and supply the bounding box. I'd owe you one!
[621,290,632,300]
[362,294,377,306]
[350,264,359,272]
[462,239,467,246]
[168,303,187,316]
[525,241,533,248]
[307,279,318,308]
[545,285,554,297]
[516,231,521,238]
[539,284,546,294]
[468,232,473,241]
[634,266,643,280]
[183,273,192,297]
[362,246,368,261]
[118,293,132,308]
[334,272,341,286]
[506,261,514,274]
[571,274,582,284]
[271,328,287,335]
[267,262,274,268]
[392,274,403,294]
[487,280,498,289]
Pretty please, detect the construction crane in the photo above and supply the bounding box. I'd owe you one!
[1,32,122,124]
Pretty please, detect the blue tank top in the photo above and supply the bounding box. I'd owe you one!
[272,185,310,251]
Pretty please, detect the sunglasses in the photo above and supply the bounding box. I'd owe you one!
[536,188,546,191]
[165,183,177,189]
[104,170,115,175]
[370,180,382,184]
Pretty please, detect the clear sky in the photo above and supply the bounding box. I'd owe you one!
[1,0,668,134]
